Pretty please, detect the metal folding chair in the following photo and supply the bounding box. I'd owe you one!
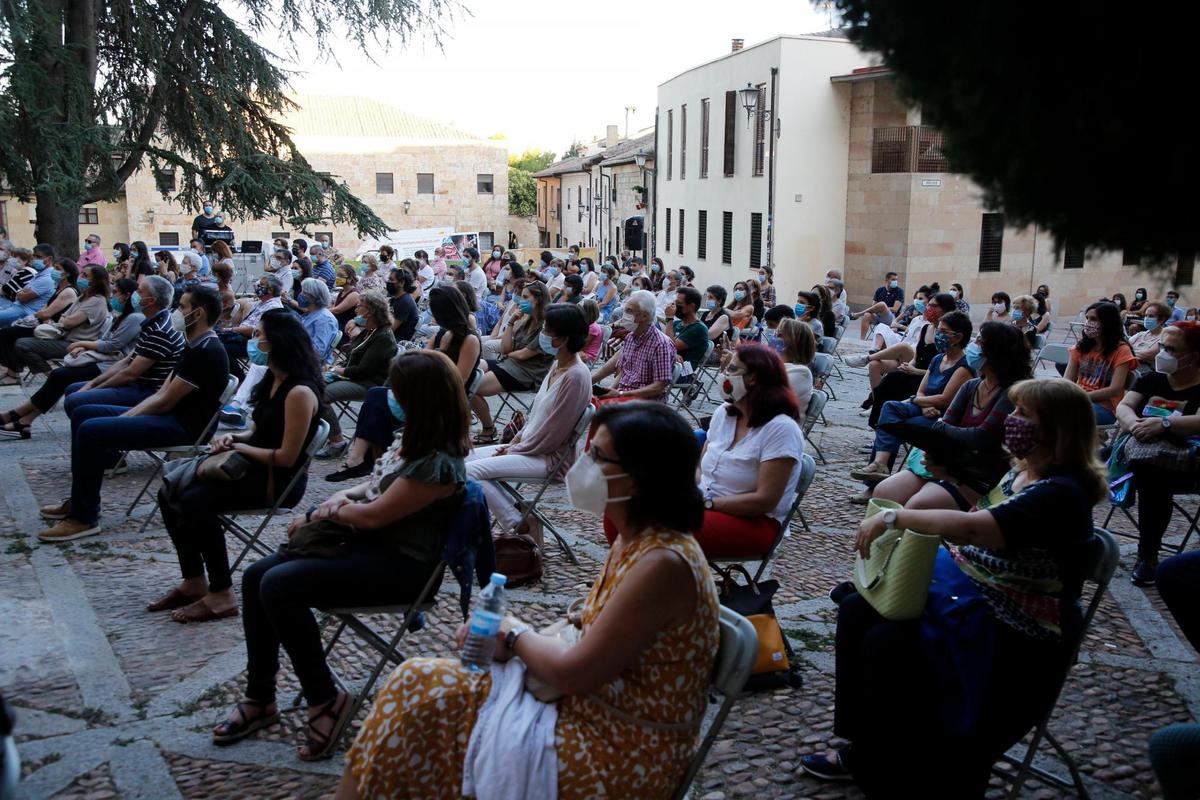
[1035,342,1071,374]
[811,352,837,401]
[670,607,759,800]
[126,375,239,531]
[803,391,829,465]
[993,527,1120,798]
[226,420,331,570]
[299,481,493,751]
[1102,495,1200,556]
[669,340,716,425]
[489,405,594,565]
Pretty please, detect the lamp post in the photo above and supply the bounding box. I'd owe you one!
[634,151,657,261]
[739,75,778,272]
[403,199,411,215]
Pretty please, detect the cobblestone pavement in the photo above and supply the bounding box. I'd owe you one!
[2,323,1197,799]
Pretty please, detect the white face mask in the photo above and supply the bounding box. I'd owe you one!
[992,302,1006,314]
[622,311,639,328]
[1155,350,1180,375]
[721,373,748,403]
[565,451,631,517]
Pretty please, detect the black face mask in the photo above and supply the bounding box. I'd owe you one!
[386,282,400,296]
[291,248,301,257]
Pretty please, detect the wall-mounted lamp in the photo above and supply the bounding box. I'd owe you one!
[403,199,411,215]
[739,82,771,127]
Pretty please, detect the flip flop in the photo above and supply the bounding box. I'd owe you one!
[170,599,239,624]
[212,699,280,746]
[146,588,205,612]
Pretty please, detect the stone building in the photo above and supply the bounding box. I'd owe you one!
[0,94,534,256]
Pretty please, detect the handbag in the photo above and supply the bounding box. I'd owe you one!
[715,564,802,689]
[851,498,941,620]
[196,450,250,482]
[280,518,355,559]
[33,322,65,340]
[500,411,526,445]
[63,347,111,367]
[905,446,934,480]
[493,532,542,588]
[1121,433,1200,472]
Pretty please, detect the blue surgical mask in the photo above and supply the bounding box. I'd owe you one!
[113,250,122,260]
[765,331,785,354]
[538,332,559,355]
[83,242,93,251]
[214,216,224,225]
[110,296,125,313]
[247,338,270,366]
[705,299,717,310]
[1167,297,1177,307]
[734,290,746,301]
[50,268,63,284]
[76,277,89,292]
[889,280,899,289]
[794,303,807,317]
[296,293,312,310]
[203,205,214,214]
[291,268,301,280]
[31,258,44,270]
[519,299,534,314]
[934,331,954,353]
[387,392,406,423]
[965,341,985,373]
[914,299,926,313]
[353,315,367,326]
[547,267,558,278]
[1145,317,1160,332]
[1011,309,1024,322]
[131,293,143,311]
[651,264,661,272]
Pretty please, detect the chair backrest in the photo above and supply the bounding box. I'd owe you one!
[803,390,828,436]
[96,315,113,339]
[779,453,817,531]
[326,329,343,362]
[811,352,834,383]
[219,374,239,406]
[1038,343,1071,368]
[305,419,332,460]
[819,335,837,355]
[671,607,759,800]
[198,375,241,442]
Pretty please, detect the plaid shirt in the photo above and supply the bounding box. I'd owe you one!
[616,323,675,397]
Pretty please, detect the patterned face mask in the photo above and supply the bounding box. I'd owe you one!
[1003,414,1037,458]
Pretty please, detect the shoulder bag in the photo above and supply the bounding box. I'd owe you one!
[851,498,941,620]
[715,563,803,690]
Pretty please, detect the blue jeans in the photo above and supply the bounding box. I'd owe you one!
[1092,403,1116,425]
[1158,551,1200,652]
[63,384,154,418]
[69,404,192,524]
[874,400,934,455]
[0,305,31,328]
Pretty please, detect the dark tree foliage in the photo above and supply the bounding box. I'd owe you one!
[561,140,584,160]
[0,0,454,257]
[832,0,1199,264]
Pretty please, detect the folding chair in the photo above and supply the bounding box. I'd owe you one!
[492,389,535,428]
[126,375,239,531]
[1102,494,1200,556]
[707,453,817,582]
[993,527,1120,798]
[490,405,594,565]
[301,481,495,751]
[802,391,829,464]
[811,352,837,401]
[226,420,331,570]
[1035,343,1071,374]
[669,341,716,425]
[670,607,759,800]
[832,322,848,363]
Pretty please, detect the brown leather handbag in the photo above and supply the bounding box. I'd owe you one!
[493,533,542,587]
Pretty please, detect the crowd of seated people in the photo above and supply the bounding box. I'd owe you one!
[6,224,1200,800]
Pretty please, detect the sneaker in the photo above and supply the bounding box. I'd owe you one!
[314,439,349,460]
[37,518,101,543]
[218,405,246,426]
[800,750,853,781]
[1131,558,1158,587]
[40,498,72,520]
[845,354,870,368]
[219,414,249,431]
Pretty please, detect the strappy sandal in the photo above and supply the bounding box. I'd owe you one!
[0,420,31,440]
[212,699,280,746]
[298,690,353,762]
[472,428,498,445]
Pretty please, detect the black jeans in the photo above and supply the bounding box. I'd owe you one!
[29,363,103,412]
[241,549,441,706]
[1158,550,1200,651]
[833,591,1063,798]
[0,326,33,372]
[1133,464,1200,560]
[158,473,307,593]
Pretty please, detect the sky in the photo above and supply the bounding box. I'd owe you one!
[279,0,838,157]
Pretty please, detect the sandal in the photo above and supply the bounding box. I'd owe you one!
[298,690,354,762]
[849,463,889,484]
[472,428,498,445]
[170,598,239,624]
[146,588,204,612]
[212,699,280,746]
[0,421,31,440]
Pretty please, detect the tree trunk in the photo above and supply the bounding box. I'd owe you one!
[35,191,82,262]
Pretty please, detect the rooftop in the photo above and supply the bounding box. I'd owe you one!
[279,94,483,143]
[658,30,856,87]
[531,155,591,178]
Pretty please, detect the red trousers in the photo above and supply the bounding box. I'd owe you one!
[602,510,778,559]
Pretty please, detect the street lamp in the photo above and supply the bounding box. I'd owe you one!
[403,199,411,215]
[633,150,657,259]
[739,82,771,127]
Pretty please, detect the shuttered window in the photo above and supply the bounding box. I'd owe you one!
[1177,252,1195,286]
[722,212,733,264]
[700,99,710,178]
[750,213,763,267]
[666,110,673,181]
[752,85,766,177]
[697,210,708,260]
[978,213,1004,272]
[680,104,687,180]
[723,91,736,177]
[1063,241,1086,270]
[665,208,672,252]
[376,172,394,194]
[678,209,685,256]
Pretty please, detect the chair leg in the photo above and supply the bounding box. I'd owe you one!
[125,456,165,518]
[796,510,810,532]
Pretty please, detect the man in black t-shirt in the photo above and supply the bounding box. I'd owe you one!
[191,201,219,240]
[387,267,419,342]
[38,287,231,543]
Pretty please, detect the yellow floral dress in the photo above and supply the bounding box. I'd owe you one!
[347,529,720,799]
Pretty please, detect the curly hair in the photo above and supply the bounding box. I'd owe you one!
[358,290,393,329]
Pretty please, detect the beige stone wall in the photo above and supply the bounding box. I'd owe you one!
[0,197,129,255]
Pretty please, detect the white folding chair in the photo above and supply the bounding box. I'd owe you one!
[802,391,829,464]
[126,375,239,531]
[811,352,837,401]
[993,527,1120,798]
[226,420,331,570]
[670,340,716,425]
[670,607,759,800]
[489,405,594,565]
[1035,342,1071,374]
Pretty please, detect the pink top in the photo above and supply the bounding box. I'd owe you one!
[583,322,603,362]
[509,360,593,475]
[483,257,504,280]
[77,247,108,269]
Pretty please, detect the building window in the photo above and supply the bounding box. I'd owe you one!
[159,232,180,247]
[871,126,950,173]
[611,181,616,203]
[978,213,1004,272]
[478,232,494,251]
[417,173,435,194]
[666,109,673,180]
[1178,252,1196,286]
[1063,241,1085,270]
[154,167,176,194]
[680,104,687,180]
[79,207,99,225]
[722,211,733,264]
[678,209,685,256]
[0,200,7,231]
[272,231,290,241]
[665,208,672,252]
[752,85,766,177]
[723,91,737,177]
[697,210,708,260]
[700,99,710,179]
[750,212,763,266]
[375,172,394,194]
[477,173,494,194]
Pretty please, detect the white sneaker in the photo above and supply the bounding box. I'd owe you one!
[845,354,870,368]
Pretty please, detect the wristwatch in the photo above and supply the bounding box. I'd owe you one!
[1161,417,1173,431]
[505,625,531,652]
[704,497,715,511]
[881,508,899,528]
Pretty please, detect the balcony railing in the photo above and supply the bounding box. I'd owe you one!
[870,125,950,174]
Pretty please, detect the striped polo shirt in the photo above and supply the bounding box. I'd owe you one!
[132,309,186,390]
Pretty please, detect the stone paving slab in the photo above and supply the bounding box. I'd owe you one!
[0,322,1196,799]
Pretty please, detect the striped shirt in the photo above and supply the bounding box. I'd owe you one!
[313,260,336,290]
[132,309,186,390]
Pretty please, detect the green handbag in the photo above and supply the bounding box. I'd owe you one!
[852,498,942,620]
[905,446,935,480]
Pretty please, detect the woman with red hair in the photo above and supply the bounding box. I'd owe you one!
[695,343,805,558]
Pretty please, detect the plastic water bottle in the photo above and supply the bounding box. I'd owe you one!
[461,573,508,672]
